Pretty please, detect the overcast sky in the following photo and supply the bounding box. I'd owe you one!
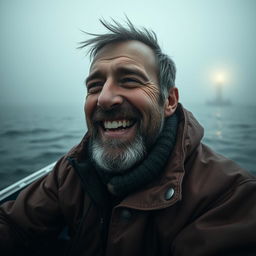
[1,0,256,106]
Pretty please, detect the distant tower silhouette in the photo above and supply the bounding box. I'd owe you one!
[216,81,223,103]
[207,74,231,106]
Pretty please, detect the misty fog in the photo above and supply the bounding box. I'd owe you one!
[1,0,256,107]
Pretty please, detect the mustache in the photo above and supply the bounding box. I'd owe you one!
[92,104,141,122]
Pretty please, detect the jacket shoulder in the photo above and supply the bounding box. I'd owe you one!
[172,143,256,255]
[183,142,256,212]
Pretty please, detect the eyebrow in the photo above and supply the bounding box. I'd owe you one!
[85,71,105,85]
[117,66,149,81]
[85,66,150,85]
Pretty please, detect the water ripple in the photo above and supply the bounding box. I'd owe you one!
[2,128,51,137]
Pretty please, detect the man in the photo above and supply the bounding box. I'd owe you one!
[0,19,256,256]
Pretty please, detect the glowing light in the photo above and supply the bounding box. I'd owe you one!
[208,69,230,88]
[215,130,222,138]
[205,64,233,105]
[213,69,231,86]
[215,73,225,84]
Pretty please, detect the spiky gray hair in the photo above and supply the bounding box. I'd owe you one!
[79,18,176,104]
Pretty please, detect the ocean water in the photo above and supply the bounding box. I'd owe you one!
[0,103,255,190]
[0,104,86,190]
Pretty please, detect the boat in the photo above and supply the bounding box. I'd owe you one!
[0,161,72,252]
[0,162,56,204]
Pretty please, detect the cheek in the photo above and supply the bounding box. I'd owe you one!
[85,95,97,114]
[126,89,162,131]
[140,84,160,105]
[130,85,161,115]
[136,86,164,129]
[84,96,97,128]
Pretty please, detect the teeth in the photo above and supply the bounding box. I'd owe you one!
[103,120,133,129]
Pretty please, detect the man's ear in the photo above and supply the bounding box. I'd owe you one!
[164,87,179,117]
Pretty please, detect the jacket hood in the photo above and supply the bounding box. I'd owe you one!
[178,103,204,159]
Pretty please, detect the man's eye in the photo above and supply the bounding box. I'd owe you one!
[120,78,142,85]
[87,82,103,93]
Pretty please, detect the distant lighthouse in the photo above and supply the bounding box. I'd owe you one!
[207,73,231,106]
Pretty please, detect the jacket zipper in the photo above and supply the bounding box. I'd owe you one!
[65,197,92,255]
[99,214,109,255]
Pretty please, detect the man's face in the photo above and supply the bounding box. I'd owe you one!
[85,40,167,172]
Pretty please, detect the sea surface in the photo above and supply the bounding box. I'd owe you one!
[0,103,255,190]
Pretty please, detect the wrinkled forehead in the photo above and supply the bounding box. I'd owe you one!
[90,40,158,76]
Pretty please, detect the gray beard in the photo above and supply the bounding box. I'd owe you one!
[89,110,165,173]
[90,133,146,173]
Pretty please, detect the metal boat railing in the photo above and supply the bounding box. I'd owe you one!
[0,162,56,202]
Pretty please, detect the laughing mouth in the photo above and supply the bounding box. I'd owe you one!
[101,119,136,131]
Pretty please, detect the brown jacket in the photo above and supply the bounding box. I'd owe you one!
[1,104,256,256]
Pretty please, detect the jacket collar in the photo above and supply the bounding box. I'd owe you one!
[68,103,204,211]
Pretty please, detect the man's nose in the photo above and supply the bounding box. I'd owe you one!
[97,81,123,109]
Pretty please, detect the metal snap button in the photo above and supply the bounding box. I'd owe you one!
[165,187,175,200]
